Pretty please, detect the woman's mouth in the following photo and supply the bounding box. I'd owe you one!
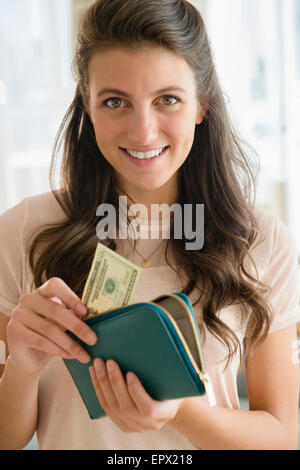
[119,146,169,166]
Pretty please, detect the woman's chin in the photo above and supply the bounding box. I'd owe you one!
[119,176,170,193]
[129,180,169,193]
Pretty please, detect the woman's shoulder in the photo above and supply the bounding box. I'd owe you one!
[251,205,298,277]
[22,190,66,223]
[0,190,67,244]
[253,205,296,247]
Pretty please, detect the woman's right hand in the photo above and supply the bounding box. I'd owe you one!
[6,277,97,377]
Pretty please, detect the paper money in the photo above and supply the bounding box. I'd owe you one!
[81,243,142,320]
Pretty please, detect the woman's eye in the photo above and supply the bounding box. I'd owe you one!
[160,95,180,106]
[104,97,124,109]
[102,95,180,110]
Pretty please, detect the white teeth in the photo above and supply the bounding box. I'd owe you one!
[125,147,166,159]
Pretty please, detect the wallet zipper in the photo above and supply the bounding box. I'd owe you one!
[151,294,217,407]
[147,300,204,376]
[151,293,206,373]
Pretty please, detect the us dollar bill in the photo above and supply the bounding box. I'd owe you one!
[81,243,142,320]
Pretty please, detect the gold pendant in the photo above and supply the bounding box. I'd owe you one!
[142,259,151,268]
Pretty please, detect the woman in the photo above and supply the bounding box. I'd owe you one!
[0,0,299,450]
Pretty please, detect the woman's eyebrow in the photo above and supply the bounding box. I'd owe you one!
[96,86,187,99]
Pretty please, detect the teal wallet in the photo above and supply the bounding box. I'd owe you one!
[63,292,216,419]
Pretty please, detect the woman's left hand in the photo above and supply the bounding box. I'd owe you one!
[89,358,183,433]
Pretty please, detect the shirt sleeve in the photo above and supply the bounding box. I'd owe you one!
[261,214,300,334]
[0,199,27,317]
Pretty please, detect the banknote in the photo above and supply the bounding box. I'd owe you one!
[81,243,142,320]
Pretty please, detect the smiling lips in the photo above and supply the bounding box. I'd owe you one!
[120,146,169,160]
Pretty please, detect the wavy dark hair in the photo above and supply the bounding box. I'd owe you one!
[27,0,273,369]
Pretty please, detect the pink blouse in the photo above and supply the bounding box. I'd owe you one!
[0,191,299,450]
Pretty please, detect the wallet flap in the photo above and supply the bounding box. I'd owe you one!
[152,293,206,373]
[154,296,201,369]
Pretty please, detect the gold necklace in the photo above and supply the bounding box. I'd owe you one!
[133,238,166,268]
[117,185,171,268]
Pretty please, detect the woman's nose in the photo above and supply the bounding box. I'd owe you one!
[126,107,159,145]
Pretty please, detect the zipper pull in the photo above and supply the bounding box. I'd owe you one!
[199,371,217,407]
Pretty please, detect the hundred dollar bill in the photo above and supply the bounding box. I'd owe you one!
[81,243,142,320]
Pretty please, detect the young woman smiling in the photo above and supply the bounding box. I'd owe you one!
[0,0,299,450]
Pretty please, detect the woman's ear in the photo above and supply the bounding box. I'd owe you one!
[82,96,93,124]
[196,96,210,125]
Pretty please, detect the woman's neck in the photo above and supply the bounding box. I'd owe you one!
[118,180,178,222]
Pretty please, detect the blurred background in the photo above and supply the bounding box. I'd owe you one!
[0,0,300,253]
[0,0,299,450]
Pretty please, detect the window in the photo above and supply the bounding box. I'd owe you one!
[204,0,300,253]
[0,0,74,211]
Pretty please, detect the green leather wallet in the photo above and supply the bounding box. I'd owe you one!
[64,292,216,419]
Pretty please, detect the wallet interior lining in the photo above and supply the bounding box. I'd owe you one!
[154,296,202,370]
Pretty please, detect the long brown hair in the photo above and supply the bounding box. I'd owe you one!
[27,0,273,369]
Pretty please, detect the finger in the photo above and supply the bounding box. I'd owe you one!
[126,371,157,416]
[92,358,120,409]
[105,360,136,411]
[20,292,97,347]
[13,320,74,359]
[89,365,136,432]
[38,277,87,317]
[48,297,69,330]
[13,308,91,363]
[89,363,110,410]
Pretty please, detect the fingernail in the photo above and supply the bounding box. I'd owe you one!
[94,358,103,372]
[80,351,91,363]
[77,304,87,315]
[106,360,115,372]
[86,331,97,345]
[127,372,135,384]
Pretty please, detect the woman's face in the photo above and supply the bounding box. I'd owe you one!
[85,46,205,198]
